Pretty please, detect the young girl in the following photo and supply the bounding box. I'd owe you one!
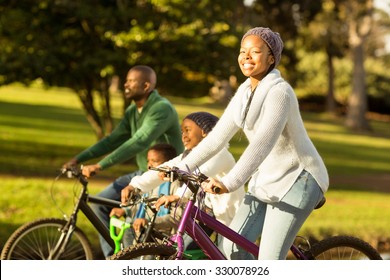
[121,112,245,247]
[175,27,329,260]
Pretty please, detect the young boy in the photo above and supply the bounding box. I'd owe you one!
[109,143,177,247]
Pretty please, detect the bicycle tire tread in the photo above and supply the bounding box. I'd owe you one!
[108,242,177,260]
[310,235,382,260]
[1,218,94,260]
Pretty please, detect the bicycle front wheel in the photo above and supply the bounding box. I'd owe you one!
[1,218,94,260]
[310,235,382,260]
[108,242,177,260]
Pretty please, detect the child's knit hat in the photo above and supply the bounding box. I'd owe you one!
[184,112,219,134]
[241,27,284,67]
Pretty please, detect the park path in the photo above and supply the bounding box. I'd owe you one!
[330,173,390,193]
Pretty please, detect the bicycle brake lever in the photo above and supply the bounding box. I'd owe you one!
[60,167,76,178]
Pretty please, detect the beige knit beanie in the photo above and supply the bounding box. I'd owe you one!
[241,27,284,67]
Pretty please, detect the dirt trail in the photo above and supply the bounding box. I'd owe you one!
[330,174,390,193]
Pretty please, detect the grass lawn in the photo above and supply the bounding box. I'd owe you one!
[0,84,389,257]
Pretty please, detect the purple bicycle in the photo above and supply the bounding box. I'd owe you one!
[109,166,382,260]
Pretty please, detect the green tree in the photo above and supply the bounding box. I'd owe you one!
[0,0,131,138]
[0,0,245,138]
[301,0,349,113]
[249,0,323,85]
[111,0,245,95]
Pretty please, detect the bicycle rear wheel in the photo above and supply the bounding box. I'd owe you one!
[108,242,177,260]
[310,235,382,260]
[1,218,94,260]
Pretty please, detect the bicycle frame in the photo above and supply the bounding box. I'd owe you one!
[157,169,309,260]
[50,170,121,259]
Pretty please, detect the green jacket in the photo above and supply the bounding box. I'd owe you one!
[75,90,183,171]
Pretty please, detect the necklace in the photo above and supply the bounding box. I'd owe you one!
[241,85,257,128]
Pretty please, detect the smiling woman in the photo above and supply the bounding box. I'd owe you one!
[171,27,330,260]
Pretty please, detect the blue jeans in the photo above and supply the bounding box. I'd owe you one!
[91,170,143,257]
[223,170,324,260]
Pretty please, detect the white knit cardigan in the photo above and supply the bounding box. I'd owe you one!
[179,69,329,203]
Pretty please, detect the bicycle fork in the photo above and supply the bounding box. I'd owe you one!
[49,188,84,260]
[48,215,78,260]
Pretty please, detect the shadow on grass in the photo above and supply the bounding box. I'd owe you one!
[0,139,82,177]
[0,100,131,178]
[0,137,135,178]
[0,100,86,122]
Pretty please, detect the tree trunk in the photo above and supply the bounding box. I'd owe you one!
[100,79,113,134]
[345,0,372,131]
[345,43,370,131]
[326,50,337,113]
[78,88,105,140]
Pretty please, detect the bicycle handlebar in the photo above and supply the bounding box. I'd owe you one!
[148,166,222,194]
[149,166,208,183]
[61,166,81,178]
[60,166,90,187]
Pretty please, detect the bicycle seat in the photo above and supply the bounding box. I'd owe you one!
[314,197,326,209]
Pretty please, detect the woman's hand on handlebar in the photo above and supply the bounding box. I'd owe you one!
[202,177,229,194]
